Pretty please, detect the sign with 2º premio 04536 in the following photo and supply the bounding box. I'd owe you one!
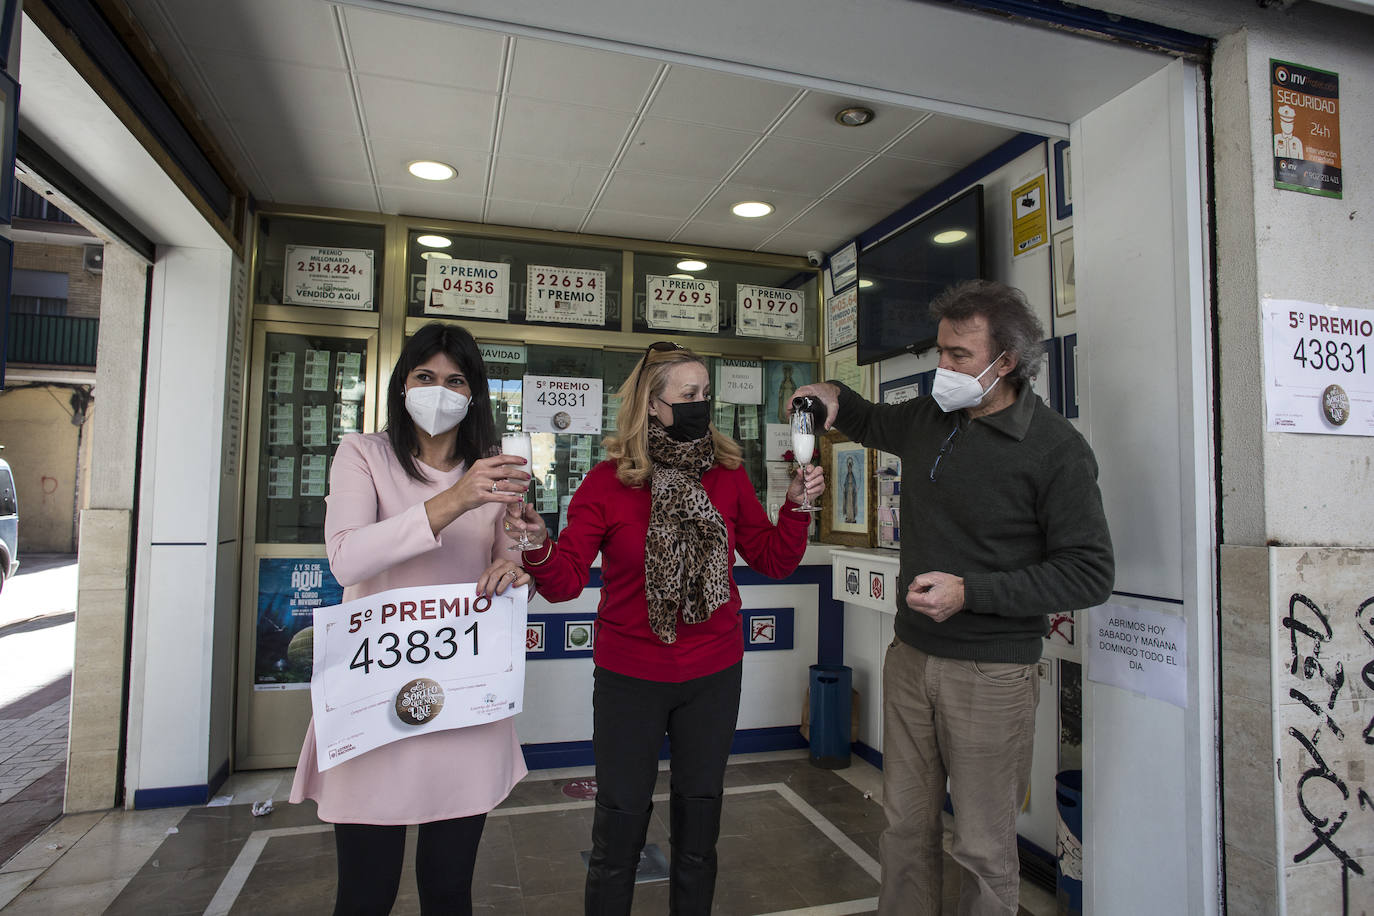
[310,583,527,771]
[1263,299,1373,436]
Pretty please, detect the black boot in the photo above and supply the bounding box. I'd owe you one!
[669,793,723,916]
[584,801,652,916]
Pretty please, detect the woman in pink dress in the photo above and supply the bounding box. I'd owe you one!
[290,322,532,915]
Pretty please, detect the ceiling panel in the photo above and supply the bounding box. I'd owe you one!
[618,119,761,181]
[731,138,870,195]
[507,37,661,112]
[773,92,926,151]
[381,185,486,222]
[242,126,372,186]
[498,97,635,165]
[157,0,345,68]
[489,157,608,209]
[581,210,685,242]
[195,53,358,133]
[674,219,777,251]
[887,115,1020,165]
[696,183,818,226]
[342,7,506,91]
[368,140,492,196]
[647,67,799,131]
[829,156,960,207]
[757,227,841,257]
[357,76,498,149]
[285,178,380,214]
[786,197,896,241]
[595,170,717,219]
[485,199,589,233]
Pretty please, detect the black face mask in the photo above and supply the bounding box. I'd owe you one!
[661,399,711,442]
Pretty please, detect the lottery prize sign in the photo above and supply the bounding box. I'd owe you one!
[425,258,509,320]
[522,375,603,434]
[284,246,374,310]
[1263,299,1373,436]
[645,274,719,333]
[736,284,804,341]
[311,583,527,771]
[526,265,605,325]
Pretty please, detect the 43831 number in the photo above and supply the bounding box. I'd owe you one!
[350,625,478,675]
[1292,338,1367,374]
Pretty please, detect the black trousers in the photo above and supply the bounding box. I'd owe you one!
[592,661,743,812]
[332,814,486,916]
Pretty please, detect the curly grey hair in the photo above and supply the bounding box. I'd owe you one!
[928,279,1044,387]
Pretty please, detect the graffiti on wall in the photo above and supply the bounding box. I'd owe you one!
[1282,590,1374,913]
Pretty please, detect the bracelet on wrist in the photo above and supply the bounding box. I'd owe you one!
[523,540,554,567]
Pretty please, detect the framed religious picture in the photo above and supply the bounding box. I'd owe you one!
[819,431,873,548]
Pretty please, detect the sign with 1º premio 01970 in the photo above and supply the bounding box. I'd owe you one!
[310,583,527,771]
[1263,299,1372,436]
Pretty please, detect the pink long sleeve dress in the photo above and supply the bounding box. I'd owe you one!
[289,432,528,824]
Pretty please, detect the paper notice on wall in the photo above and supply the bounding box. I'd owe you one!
[1086,603,1188,708]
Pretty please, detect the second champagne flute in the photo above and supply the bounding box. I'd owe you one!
[500,432,537,550]
[790,410,822,513]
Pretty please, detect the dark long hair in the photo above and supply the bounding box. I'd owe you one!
[385,322,498,482]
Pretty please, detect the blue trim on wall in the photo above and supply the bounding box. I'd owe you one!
[858,133,1045,251]
[853,740,883,771]
[930,0,1212,58]
[134,783,210,809]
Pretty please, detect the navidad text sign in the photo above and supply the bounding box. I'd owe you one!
[311,583,527,770]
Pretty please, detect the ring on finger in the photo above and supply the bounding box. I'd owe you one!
[491,480,500,493]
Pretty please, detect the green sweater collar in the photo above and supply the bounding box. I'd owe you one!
[967,382,1035,442]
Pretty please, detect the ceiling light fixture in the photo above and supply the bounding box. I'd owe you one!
[676,259,707,272]
[420,251,453,260]
[858,279,874,289]
[933,229,968,245]
[669,273,694,280]
[731,201,774,218]
[408,160,456,181]
[416,234,452,248]
[835,106,875,127]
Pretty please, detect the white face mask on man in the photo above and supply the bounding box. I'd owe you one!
[931,351,1006,413]
[405,385,470,436]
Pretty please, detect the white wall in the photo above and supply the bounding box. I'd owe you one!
[125,245,235,798]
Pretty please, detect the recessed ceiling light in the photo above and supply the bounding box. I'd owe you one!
[835,106,875,127]
[420,251,453,260]
[408,160,456,181]
[933,229,968,245]
[416,234,452,248]
[669,273,694,280]
[676,259,707,271]
[731,201,774,218]
[858,278,874,288]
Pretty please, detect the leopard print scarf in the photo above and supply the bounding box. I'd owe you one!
[644,421,731,644]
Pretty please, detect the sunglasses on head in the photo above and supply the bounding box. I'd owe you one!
[634,341,685,403]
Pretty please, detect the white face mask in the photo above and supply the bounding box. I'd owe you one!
[405,385,470,436]
[931,351,1005,413]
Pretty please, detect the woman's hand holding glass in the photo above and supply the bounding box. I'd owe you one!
[786,463,825,509]
[504,501,548,552]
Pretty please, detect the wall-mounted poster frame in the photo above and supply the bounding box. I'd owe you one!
[1053,228,1076,318]
[1032,337,1063,414]
[820,431,873,548]
[1054,140,1073,220]
[825,284,857,353]
[1063,333,1079,419]
[878,370,931,406]
[0,69,19,227]
[829,240,858,293]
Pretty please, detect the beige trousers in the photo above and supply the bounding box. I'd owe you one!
[877,638,1039,916]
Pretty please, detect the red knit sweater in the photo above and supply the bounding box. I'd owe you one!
[526,459,811,682]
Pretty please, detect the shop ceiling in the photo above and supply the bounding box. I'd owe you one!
[59,0,1180,255]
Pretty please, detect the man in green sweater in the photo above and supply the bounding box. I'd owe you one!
[794,279,1113,916]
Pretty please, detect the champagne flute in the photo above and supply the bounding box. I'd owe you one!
[790,409,822,513]
[500,432,537,550]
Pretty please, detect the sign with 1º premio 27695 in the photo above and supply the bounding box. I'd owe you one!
[310,583,527,771]
[1263,299,1373,436]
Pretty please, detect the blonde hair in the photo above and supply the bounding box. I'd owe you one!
[604,347,742,488]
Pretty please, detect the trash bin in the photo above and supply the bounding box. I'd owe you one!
[1055,769,1083,916]
[807,664,852,769]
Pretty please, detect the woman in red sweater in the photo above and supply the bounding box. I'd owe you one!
[508,341,823,915]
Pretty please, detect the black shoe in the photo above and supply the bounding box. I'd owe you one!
[585,801,652,916]
[668,794,723,916]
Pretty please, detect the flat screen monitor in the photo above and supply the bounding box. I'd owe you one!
[856,184,985,365]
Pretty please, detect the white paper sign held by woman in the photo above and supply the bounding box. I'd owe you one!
[311,582,528,770]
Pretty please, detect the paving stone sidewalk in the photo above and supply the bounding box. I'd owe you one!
[0,677,71,865]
